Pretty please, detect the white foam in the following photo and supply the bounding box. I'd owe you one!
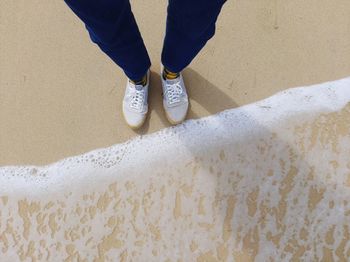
[1,77,350,261]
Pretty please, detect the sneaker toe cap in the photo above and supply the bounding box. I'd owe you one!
[123,108,146,128]
[165,103,188,124]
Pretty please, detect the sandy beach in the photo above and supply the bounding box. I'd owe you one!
[1,1,350,261]
[1,0,350,165]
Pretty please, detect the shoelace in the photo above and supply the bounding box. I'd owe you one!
[129,86,145,111]
[165,81,183,105]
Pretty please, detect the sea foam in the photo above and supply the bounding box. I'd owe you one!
[0,77,350,261]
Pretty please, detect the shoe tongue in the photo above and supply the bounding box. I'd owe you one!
[134,84,144,91]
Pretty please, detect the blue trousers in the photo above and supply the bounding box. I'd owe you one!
[64,0,227,80]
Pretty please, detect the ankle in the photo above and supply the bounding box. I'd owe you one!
[130,73,147,86]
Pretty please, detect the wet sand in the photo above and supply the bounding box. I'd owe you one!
[0,77,350,260]
[1,0,350,165]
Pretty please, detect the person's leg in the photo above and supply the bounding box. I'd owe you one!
[64,0,151,80]
[161,0,227,73]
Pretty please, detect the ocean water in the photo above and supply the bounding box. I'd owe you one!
[1,77,350,261]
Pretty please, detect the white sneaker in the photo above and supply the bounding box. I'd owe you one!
[122,70,150,129]
[161,65,189,125]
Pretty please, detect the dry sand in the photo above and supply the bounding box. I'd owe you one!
[1,0,350,165]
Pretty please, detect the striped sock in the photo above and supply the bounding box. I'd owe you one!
[163,67,180,80]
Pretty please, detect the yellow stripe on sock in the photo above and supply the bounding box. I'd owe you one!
[163,68,179,80]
